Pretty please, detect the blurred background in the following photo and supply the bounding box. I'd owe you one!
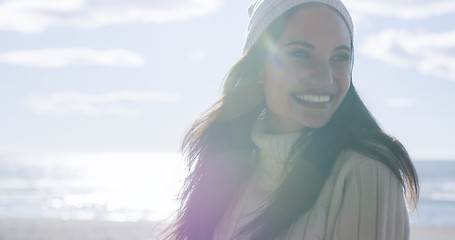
[0,0,454,237]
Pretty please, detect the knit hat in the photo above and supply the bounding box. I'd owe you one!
[243,0,354,53]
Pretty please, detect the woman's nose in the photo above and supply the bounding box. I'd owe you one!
[304,60,333,87]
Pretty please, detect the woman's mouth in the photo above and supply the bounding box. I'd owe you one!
[292,93,332,104]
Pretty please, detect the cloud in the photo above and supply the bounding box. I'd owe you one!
[344,0,455,20]
[25,91,181,117]
[386,97,414,108]
[0,48,145,67]
[189,49,207,62]
[359,29,455,81]
[0,0,222,33]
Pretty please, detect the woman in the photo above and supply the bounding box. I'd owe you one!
[165,0,419,239]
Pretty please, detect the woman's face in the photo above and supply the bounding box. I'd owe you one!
[260,6,352,133]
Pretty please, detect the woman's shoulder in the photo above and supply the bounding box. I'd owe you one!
[323,151,410,240]
[336,148,382,168]
[332,147,400,185]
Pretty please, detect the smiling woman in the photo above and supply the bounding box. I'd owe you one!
[259,6,352,132]
[163,0,419,240]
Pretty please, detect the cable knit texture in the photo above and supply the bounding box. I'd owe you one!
[243,0,354,53]
[213,118,410,240]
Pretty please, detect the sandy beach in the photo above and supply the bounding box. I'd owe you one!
[0,218,164,240]
[0,218,453,240]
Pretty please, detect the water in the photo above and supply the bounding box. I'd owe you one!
[0,153,454,227]
[411,161,455,227]
[0,152,186,222]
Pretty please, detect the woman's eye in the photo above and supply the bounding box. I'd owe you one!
[332,53,351,62]
[288,49,310,59]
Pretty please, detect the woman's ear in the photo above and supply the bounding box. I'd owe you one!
[217,80,264,121]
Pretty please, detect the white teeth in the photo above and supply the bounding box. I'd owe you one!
[294,94,331,103]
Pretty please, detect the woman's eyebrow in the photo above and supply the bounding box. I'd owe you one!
[281,41,315,49]
[281,42,351,52]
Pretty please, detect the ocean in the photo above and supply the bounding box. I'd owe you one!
[0,152,185,222]
[411,161,455,227]
[0,152,454,227]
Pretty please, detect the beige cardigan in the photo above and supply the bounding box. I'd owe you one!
[213,119,410,240]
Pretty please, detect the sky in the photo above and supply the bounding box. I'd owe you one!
[0,0,454,160]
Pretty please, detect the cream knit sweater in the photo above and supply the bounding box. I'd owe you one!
[213,119,410,240]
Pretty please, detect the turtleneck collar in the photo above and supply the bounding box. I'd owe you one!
[250,117,301,192]
[251,117,301,163]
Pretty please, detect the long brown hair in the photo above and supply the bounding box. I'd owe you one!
[164,3,419,240]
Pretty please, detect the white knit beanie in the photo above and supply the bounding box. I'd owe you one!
[243,0,353,53]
